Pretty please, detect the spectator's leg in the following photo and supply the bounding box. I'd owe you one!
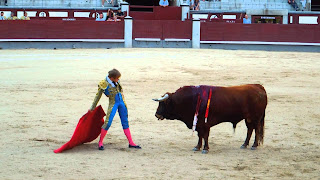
[101,0,105,7]
[294,1,299,10]
[301,0,306,9]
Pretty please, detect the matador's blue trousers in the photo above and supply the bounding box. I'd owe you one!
[102,93,129,130]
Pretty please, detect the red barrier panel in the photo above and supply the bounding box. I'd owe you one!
[162,20,192,39]
[133,20,163,39]
[133,20,192,39]
[0,20,124,39]
[130,6,181,20]
[153,6,181,20]
[130,12,156,20]
[201,22,320,43]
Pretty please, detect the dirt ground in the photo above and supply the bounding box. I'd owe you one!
[0,48,319,179]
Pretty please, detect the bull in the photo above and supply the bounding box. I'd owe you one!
[153,84,267,154]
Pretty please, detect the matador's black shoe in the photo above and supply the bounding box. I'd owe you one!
[98,146,104,150]
[129,144,141,149]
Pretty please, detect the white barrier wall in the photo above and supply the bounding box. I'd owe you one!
[192,18,200,49]
[124,16,133,48]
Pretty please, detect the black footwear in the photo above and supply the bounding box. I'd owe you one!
[129,144,141,149]
[98,146,104,150]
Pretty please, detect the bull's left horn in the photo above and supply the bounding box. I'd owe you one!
[152,94,169,102]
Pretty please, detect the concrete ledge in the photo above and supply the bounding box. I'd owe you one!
[0,41,124,49]
[200,41,320,46]
[201,43,320,52]
[135,38,161,42]
[0,39,125,42]
[164,38,191,42]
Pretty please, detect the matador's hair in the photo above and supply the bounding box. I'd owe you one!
[108,69,121,78]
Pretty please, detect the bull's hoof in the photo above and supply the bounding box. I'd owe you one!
[240,144,248,149]
[251,146,257,150]
[202,150,209,154]
[193,147,200,151]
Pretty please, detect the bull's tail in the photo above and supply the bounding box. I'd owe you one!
[258,110,265,145]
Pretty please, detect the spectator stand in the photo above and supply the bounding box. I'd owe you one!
[288,11,320,24]
[190,10,245,23]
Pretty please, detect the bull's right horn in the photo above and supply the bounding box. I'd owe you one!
[152,94,169,102]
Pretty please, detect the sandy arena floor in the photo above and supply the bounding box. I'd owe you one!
[0,48,319,179]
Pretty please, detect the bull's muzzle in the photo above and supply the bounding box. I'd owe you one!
[155,114,164,120]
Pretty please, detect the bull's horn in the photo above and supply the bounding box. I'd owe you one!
[152,94,169,102]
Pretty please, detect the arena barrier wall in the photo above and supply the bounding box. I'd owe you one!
[133,20,192,39]
[0,20,124,39]
[200,22,320,43]
[0,19,319,51]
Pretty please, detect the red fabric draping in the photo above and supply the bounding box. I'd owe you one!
[54,105,105,153]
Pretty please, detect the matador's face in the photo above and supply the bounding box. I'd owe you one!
[110,76,120,83]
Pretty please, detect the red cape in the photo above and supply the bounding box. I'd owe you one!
[54,105,106,153]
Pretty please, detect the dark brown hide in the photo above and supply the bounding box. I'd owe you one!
[155,84,267,152]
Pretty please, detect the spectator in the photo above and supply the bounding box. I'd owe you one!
[193,0,200,10]
[107,9,113,21]
[0,12,6,20]
[7,12,17,20]
[96,12,106,21]
[116,9,124,20]
[300,0,306,10]
[243,14,251,24]
[159,0,169,7]
[5,0,7,6]
[20,12,30,20]
[108,0,113,5]
[288,0,299,11]
[106,9,119,21]
[187,0,193,10]
[101,0,113,7]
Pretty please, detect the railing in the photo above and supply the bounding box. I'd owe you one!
[0,0,119,8]
[190,10,320,24]
[0,7,121,20]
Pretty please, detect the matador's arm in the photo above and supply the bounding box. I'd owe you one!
[90,80,107,111]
